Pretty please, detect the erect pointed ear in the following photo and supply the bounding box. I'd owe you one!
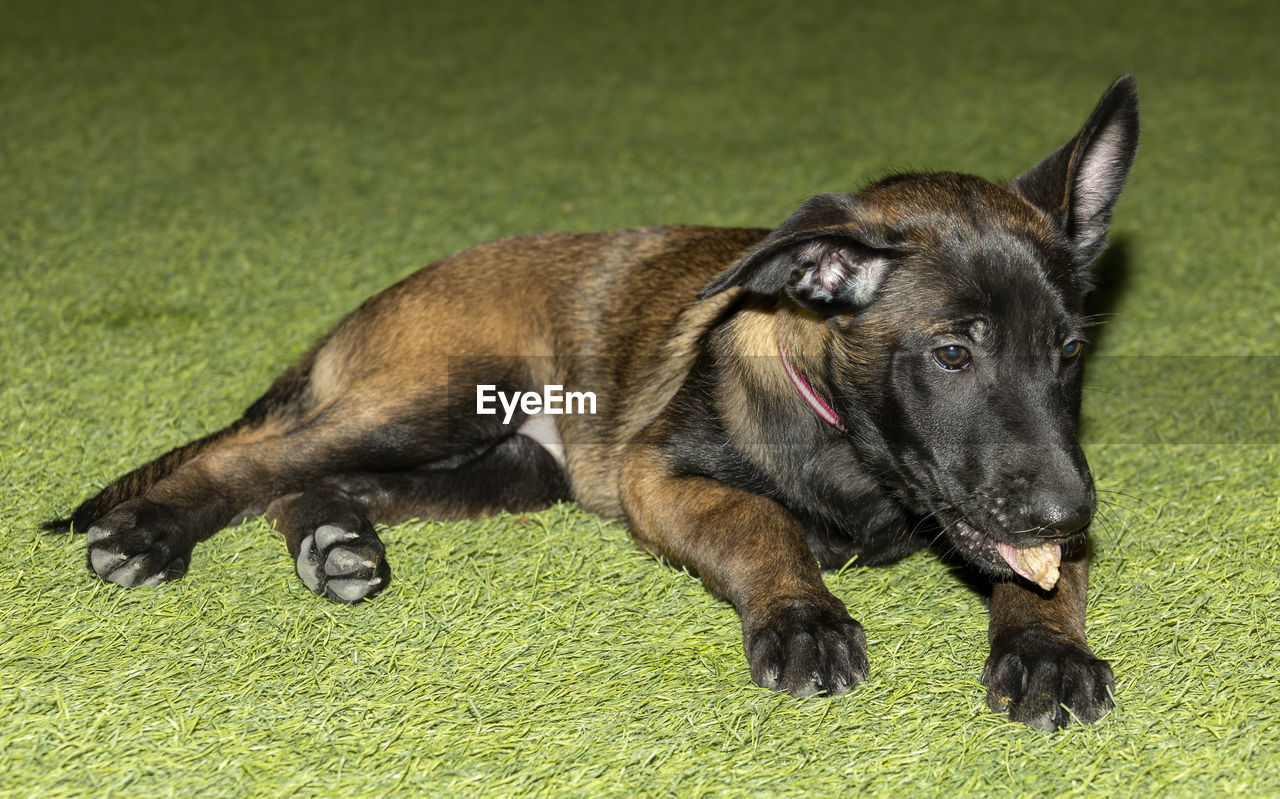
[1012,74,1140,270]
[698,193,900,316]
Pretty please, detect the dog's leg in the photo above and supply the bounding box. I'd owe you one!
[265,432,571,603]
[621,444,867,697]
[982,545,1114,730]
[83,393,511,588]
[265,487,392,604]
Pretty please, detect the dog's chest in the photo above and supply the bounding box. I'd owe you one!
[789,476,924,568]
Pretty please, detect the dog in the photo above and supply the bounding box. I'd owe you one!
[49,76,1139,730]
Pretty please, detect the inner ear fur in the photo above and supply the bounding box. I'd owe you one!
[699,193,899,316]
[1011,74,1140,271]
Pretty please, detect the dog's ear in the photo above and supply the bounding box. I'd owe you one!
[1012,74,1140,271]
[699,193,898,315]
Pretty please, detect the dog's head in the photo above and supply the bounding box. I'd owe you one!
[701,76,1139,588]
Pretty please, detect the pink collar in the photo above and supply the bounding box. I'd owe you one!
[776,329,846,433]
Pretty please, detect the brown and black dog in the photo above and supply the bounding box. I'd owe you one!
[50,76,1138,730]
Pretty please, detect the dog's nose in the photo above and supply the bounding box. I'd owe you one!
[1032,494,1093,537]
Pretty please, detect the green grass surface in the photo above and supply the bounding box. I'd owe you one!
[3,0,1278,796]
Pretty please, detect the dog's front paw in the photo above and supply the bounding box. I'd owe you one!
[85,498,192,587]
[982,629,1114,730]
[743,596,868,697]
[295,523,390,604]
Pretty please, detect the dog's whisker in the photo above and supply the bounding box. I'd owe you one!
[1095,487,1157,512]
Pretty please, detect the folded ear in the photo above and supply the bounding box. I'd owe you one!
[699,193,898,316]
[1012,74,1140,271]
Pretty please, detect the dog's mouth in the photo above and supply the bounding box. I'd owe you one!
[949,519,1062,591]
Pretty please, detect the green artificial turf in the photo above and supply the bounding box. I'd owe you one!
[3,0,1279,796]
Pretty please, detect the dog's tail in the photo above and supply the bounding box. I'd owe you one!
[43,348,322,534]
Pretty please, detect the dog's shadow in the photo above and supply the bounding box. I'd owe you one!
[1081,235,1133,354]
[1074,235,1134,446]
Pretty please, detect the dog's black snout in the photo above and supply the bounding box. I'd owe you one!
[1031,493,1094,537]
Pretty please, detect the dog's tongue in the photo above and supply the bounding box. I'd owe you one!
[996,541,1062,591]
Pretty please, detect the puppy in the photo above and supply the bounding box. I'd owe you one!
[51,76,1139,730]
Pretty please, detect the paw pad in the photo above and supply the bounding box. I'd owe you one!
[295,524,388,603]
[84,500,191,588]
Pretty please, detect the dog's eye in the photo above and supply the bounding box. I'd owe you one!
[1061,340,1085,360]
[933,345,971,370]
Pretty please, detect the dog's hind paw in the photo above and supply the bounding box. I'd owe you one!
[744,596,869,698]
[982,629,1114,730]
[85,499,192,587]
[295,523,390,604]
